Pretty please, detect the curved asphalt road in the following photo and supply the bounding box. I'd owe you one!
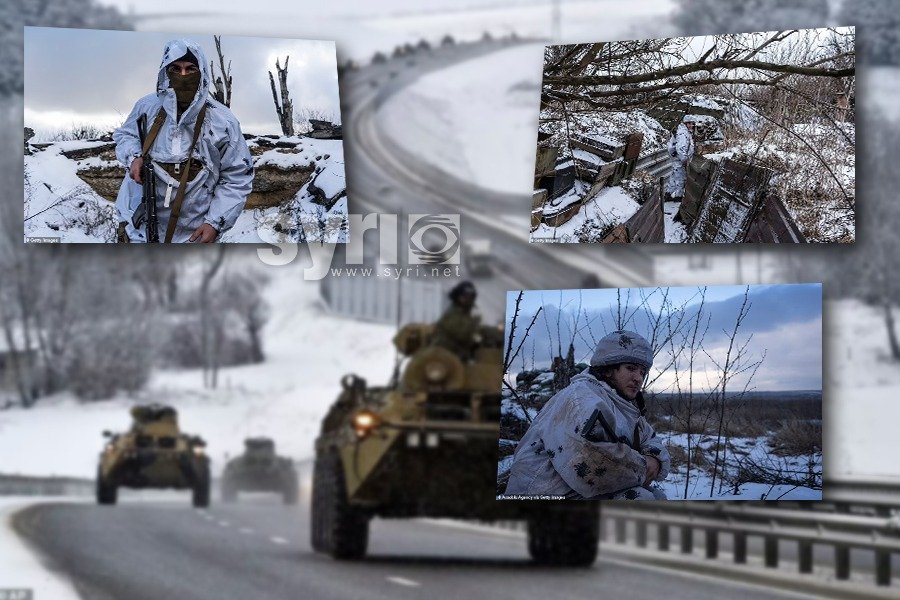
[336,40,655,322]
[13,494,815,600]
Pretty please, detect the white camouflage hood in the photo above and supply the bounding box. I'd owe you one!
[156,39,211,125]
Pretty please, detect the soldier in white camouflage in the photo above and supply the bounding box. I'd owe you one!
[505,330,670,500]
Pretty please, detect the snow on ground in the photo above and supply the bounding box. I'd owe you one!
[24,141,117,243]
[222,138,348,244]
[863,66,900,121]
[380,43,545,195]
[24,136,347,244]
[828,299,900,479]
[663,200,686,243]
[659,432,821,501]
[532,185,640,243]
[121,0,675,64]
[0,498,81,599]
[0,266,396,479]
[541,109,671,159]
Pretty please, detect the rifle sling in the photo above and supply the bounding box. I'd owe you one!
[141,109,166,156]
[165,105,208,243]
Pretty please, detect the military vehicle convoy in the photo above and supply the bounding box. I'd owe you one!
[221,437,298,504]
[312,320,600,565]
[96,404,210,507]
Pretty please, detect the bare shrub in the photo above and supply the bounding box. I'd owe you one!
[769,420,822,456]
[667,443,688,470]
[66,322,155,400]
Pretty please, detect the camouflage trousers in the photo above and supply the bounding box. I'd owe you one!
[610,484,668,500]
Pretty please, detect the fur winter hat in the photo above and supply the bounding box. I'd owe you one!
[590,330,653,370]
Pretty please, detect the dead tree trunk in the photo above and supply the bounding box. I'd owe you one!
[268,56,294,136]
[200,246,227,389]
[210,35,233,107]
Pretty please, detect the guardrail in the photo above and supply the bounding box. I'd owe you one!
[0,474,93,496]
[824,477,900,513]
[601,501,900,586]
[487,481,900,588]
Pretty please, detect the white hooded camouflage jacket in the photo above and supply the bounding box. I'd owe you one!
[505,370,670,498]
[113,39,253,242]
[665,122,695,198]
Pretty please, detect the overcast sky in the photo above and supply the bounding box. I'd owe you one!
[24,27,340,138]
[505,283,822,392]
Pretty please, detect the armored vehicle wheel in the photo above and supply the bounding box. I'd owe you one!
[311,451,369,559]
[96,467,117,505]
[193,464,211,508]
[527,510,599,567]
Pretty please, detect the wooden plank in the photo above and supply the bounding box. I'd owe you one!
[571,132,625,161]
[689,158,774,243]
[542,199,583,227]
[600,223,629,243]
[534,144,558,178]
[623,132,644,161]
[743,193,806,243]
[678,156,715,226]
[622,182,664,243]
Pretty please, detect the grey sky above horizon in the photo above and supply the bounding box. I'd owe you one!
[24,27,341,138]
[505,284,823,392]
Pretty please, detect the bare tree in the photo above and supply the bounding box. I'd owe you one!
[210,35,233,108]
[268,56,294,136]
[219,269,271,364]
[705,287,766,496]
[199,246,228,388]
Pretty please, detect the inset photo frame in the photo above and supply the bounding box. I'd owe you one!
[531,28,855,244]
[24,27,346,244]
[498,284,823,500]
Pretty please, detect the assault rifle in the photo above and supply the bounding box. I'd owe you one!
[131,114,159,243]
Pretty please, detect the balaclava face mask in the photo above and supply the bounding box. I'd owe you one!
[168,51,201,118]
[171,71,200,109]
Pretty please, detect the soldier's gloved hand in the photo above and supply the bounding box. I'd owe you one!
[643,455,661,485]
[190,223,219,243]
[130,156,144,184]
[117,221,130,244]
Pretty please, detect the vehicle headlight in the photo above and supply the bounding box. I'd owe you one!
[424,361,448,383]
[352,409,380,438]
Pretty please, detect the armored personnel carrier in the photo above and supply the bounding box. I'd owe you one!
[96,404,210,507]
[312,321,600,565]
[221,437,298,504]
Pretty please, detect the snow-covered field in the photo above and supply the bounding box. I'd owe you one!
[0,498,81,599]
[827,299,900,479]
[659,432,821,501]
[380,43,545,195]
[0,265,395,478]
[114,0,675,64]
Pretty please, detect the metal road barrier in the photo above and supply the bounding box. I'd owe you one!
[600,501,900,586]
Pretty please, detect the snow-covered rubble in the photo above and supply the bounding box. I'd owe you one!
[532,184,641,243]
[24,134,347,244]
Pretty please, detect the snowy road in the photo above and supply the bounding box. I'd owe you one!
[338,40,655,324]
[11,494,822,600]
